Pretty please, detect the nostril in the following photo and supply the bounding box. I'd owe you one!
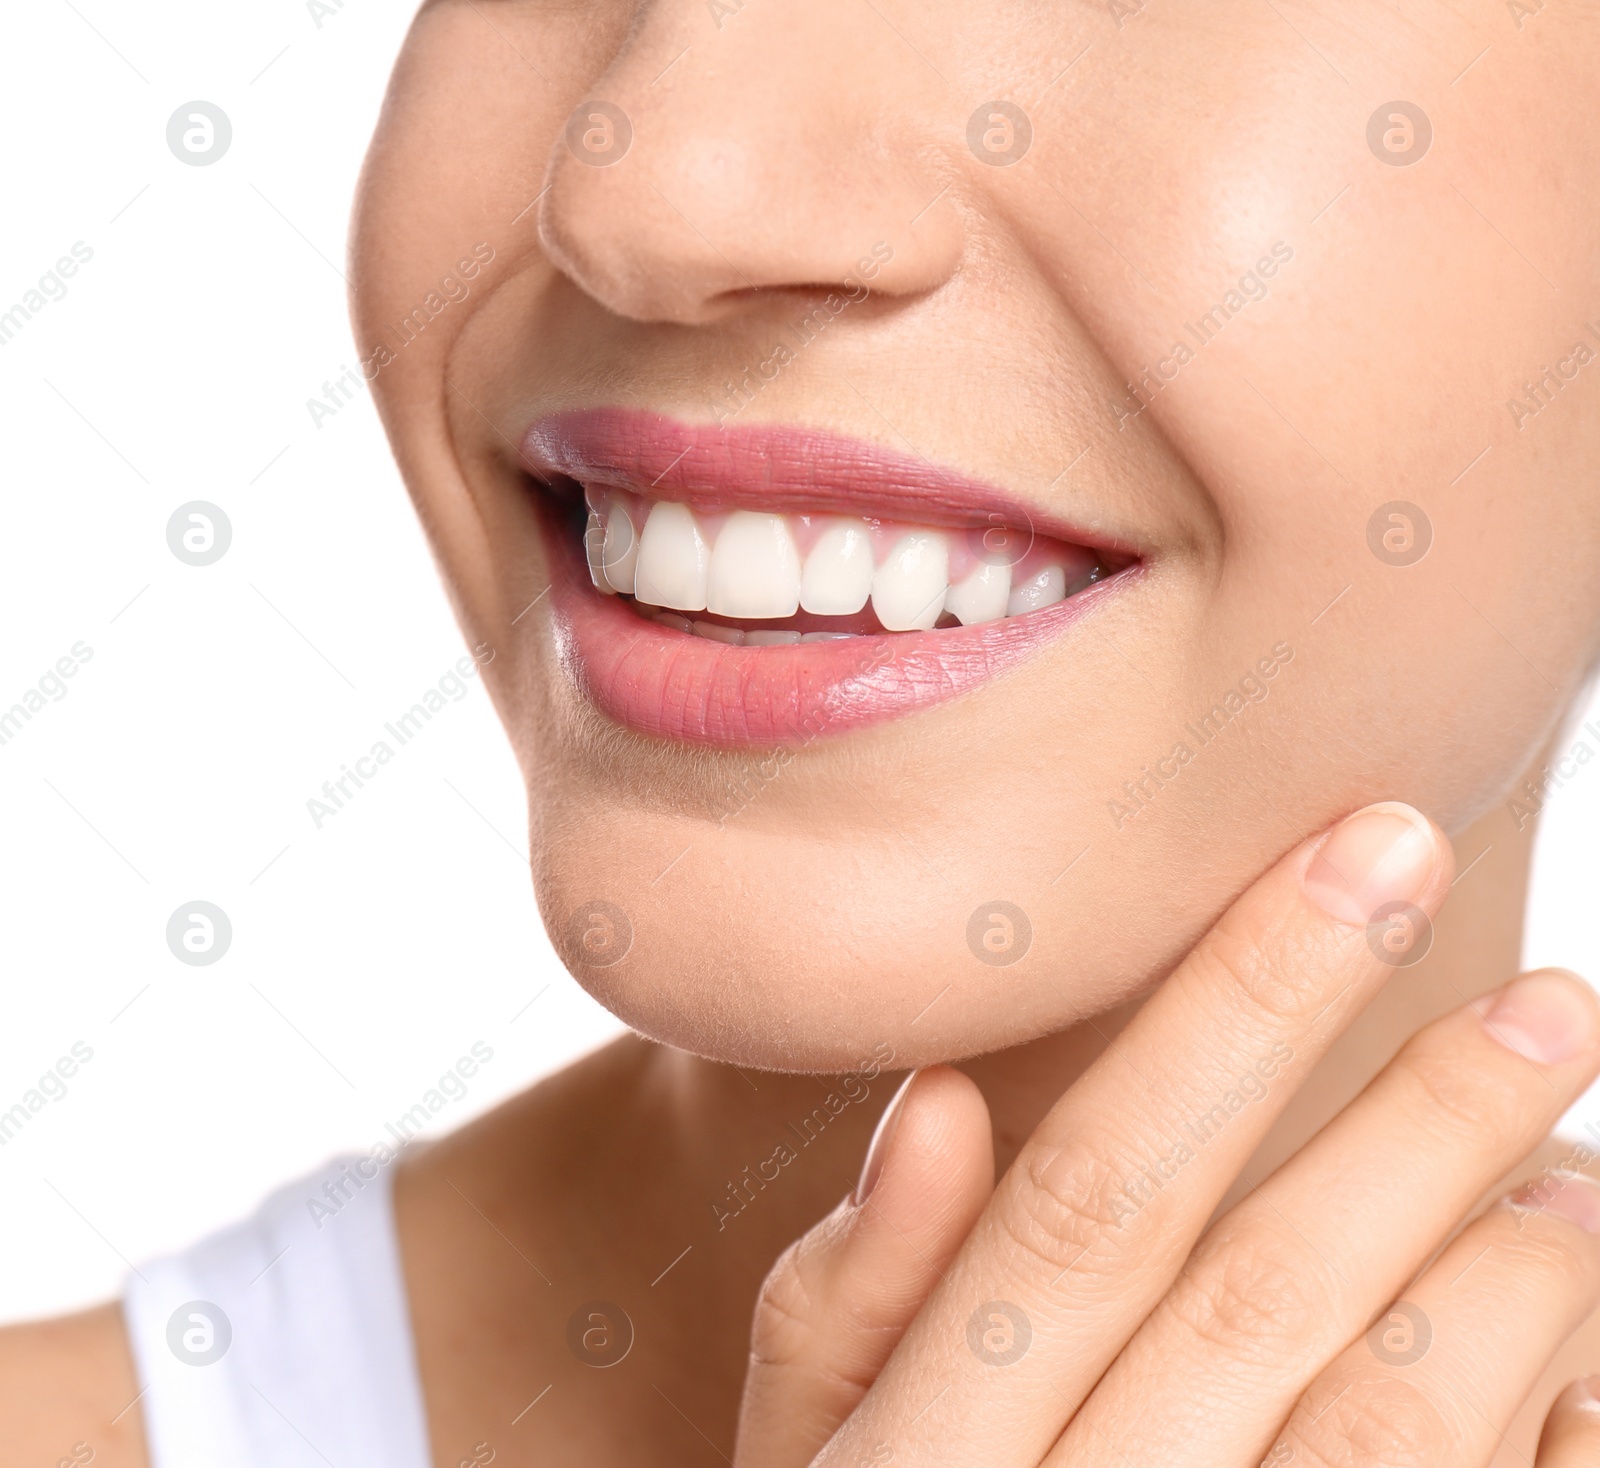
[718,284,864,305]
[693,281,885,327]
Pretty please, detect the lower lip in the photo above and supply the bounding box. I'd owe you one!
[537,498,1136,748]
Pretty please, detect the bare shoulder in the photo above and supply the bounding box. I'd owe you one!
[0,1302,147,1468]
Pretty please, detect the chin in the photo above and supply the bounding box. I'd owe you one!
[526,746,1236,1073]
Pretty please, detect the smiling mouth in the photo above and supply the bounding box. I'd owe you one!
[575,485,1115,644]
[519,409,1140,747]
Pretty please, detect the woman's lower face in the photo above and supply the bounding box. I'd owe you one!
[356,0,1600,1070]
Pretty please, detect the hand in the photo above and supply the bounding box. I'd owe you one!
[734,802,1600,1467]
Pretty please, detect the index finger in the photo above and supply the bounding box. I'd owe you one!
[818,801,1452,1468]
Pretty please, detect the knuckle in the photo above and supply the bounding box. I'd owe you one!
[1490,1201,1597,1279]
[747,1214,887,1398]
[1287,1369,1453,1468]
[997,1133,1151,1282]
[748,1233,828,1369]
[1396,1039,1527,1149]
[1193,906,1326,1027]
[1162,1227,1332,1362]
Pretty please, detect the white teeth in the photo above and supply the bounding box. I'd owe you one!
[692,620,745,645]
[707,511,801,618]
[602,500,638,594]
[1006,564,1066,616]
[944,561,1011,626]
[635,501,710,611]
[585,511,614,594]
[800,520,874,615]
[608,493,1102,636]
[871,531,949,632]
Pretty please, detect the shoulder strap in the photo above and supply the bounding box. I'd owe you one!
[123,1156,431,1468]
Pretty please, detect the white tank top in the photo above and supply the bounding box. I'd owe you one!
[122,1156,431,1467]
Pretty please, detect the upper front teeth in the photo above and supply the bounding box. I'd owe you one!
[800,520,874,615]
[633,501,709,611]
[586,489,1102,630]
[707,511,801,618]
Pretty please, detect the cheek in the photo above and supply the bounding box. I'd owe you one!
[351,5,619,559]
[1011,11,1600,834]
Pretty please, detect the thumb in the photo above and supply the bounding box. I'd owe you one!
[734,1066,994,1468]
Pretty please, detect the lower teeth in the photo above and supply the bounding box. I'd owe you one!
[636,602,864,641]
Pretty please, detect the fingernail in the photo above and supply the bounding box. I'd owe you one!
[1476,970,1600,1065]
[1508,1173,1600,1234]
[854,1070,918,1207]
[1301,802,1441,927]
[1554,1375,1600,1415]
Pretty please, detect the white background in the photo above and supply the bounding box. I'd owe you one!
[0,0,625,1325]
[0,1,1596,1326]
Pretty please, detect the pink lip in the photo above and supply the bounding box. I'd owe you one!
[522,410,1141,748]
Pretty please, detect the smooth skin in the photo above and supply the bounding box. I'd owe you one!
[5,0,1600,1464]
[737,804,1600,1466]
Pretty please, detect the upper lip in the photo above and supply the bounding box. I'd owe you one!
[520,407,1139,558]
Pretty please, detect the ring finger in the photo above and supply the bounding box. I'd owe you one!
[1278,1171,1600,1468]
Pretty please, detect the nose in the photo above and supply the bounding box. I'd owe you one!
[538,3,964,324]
